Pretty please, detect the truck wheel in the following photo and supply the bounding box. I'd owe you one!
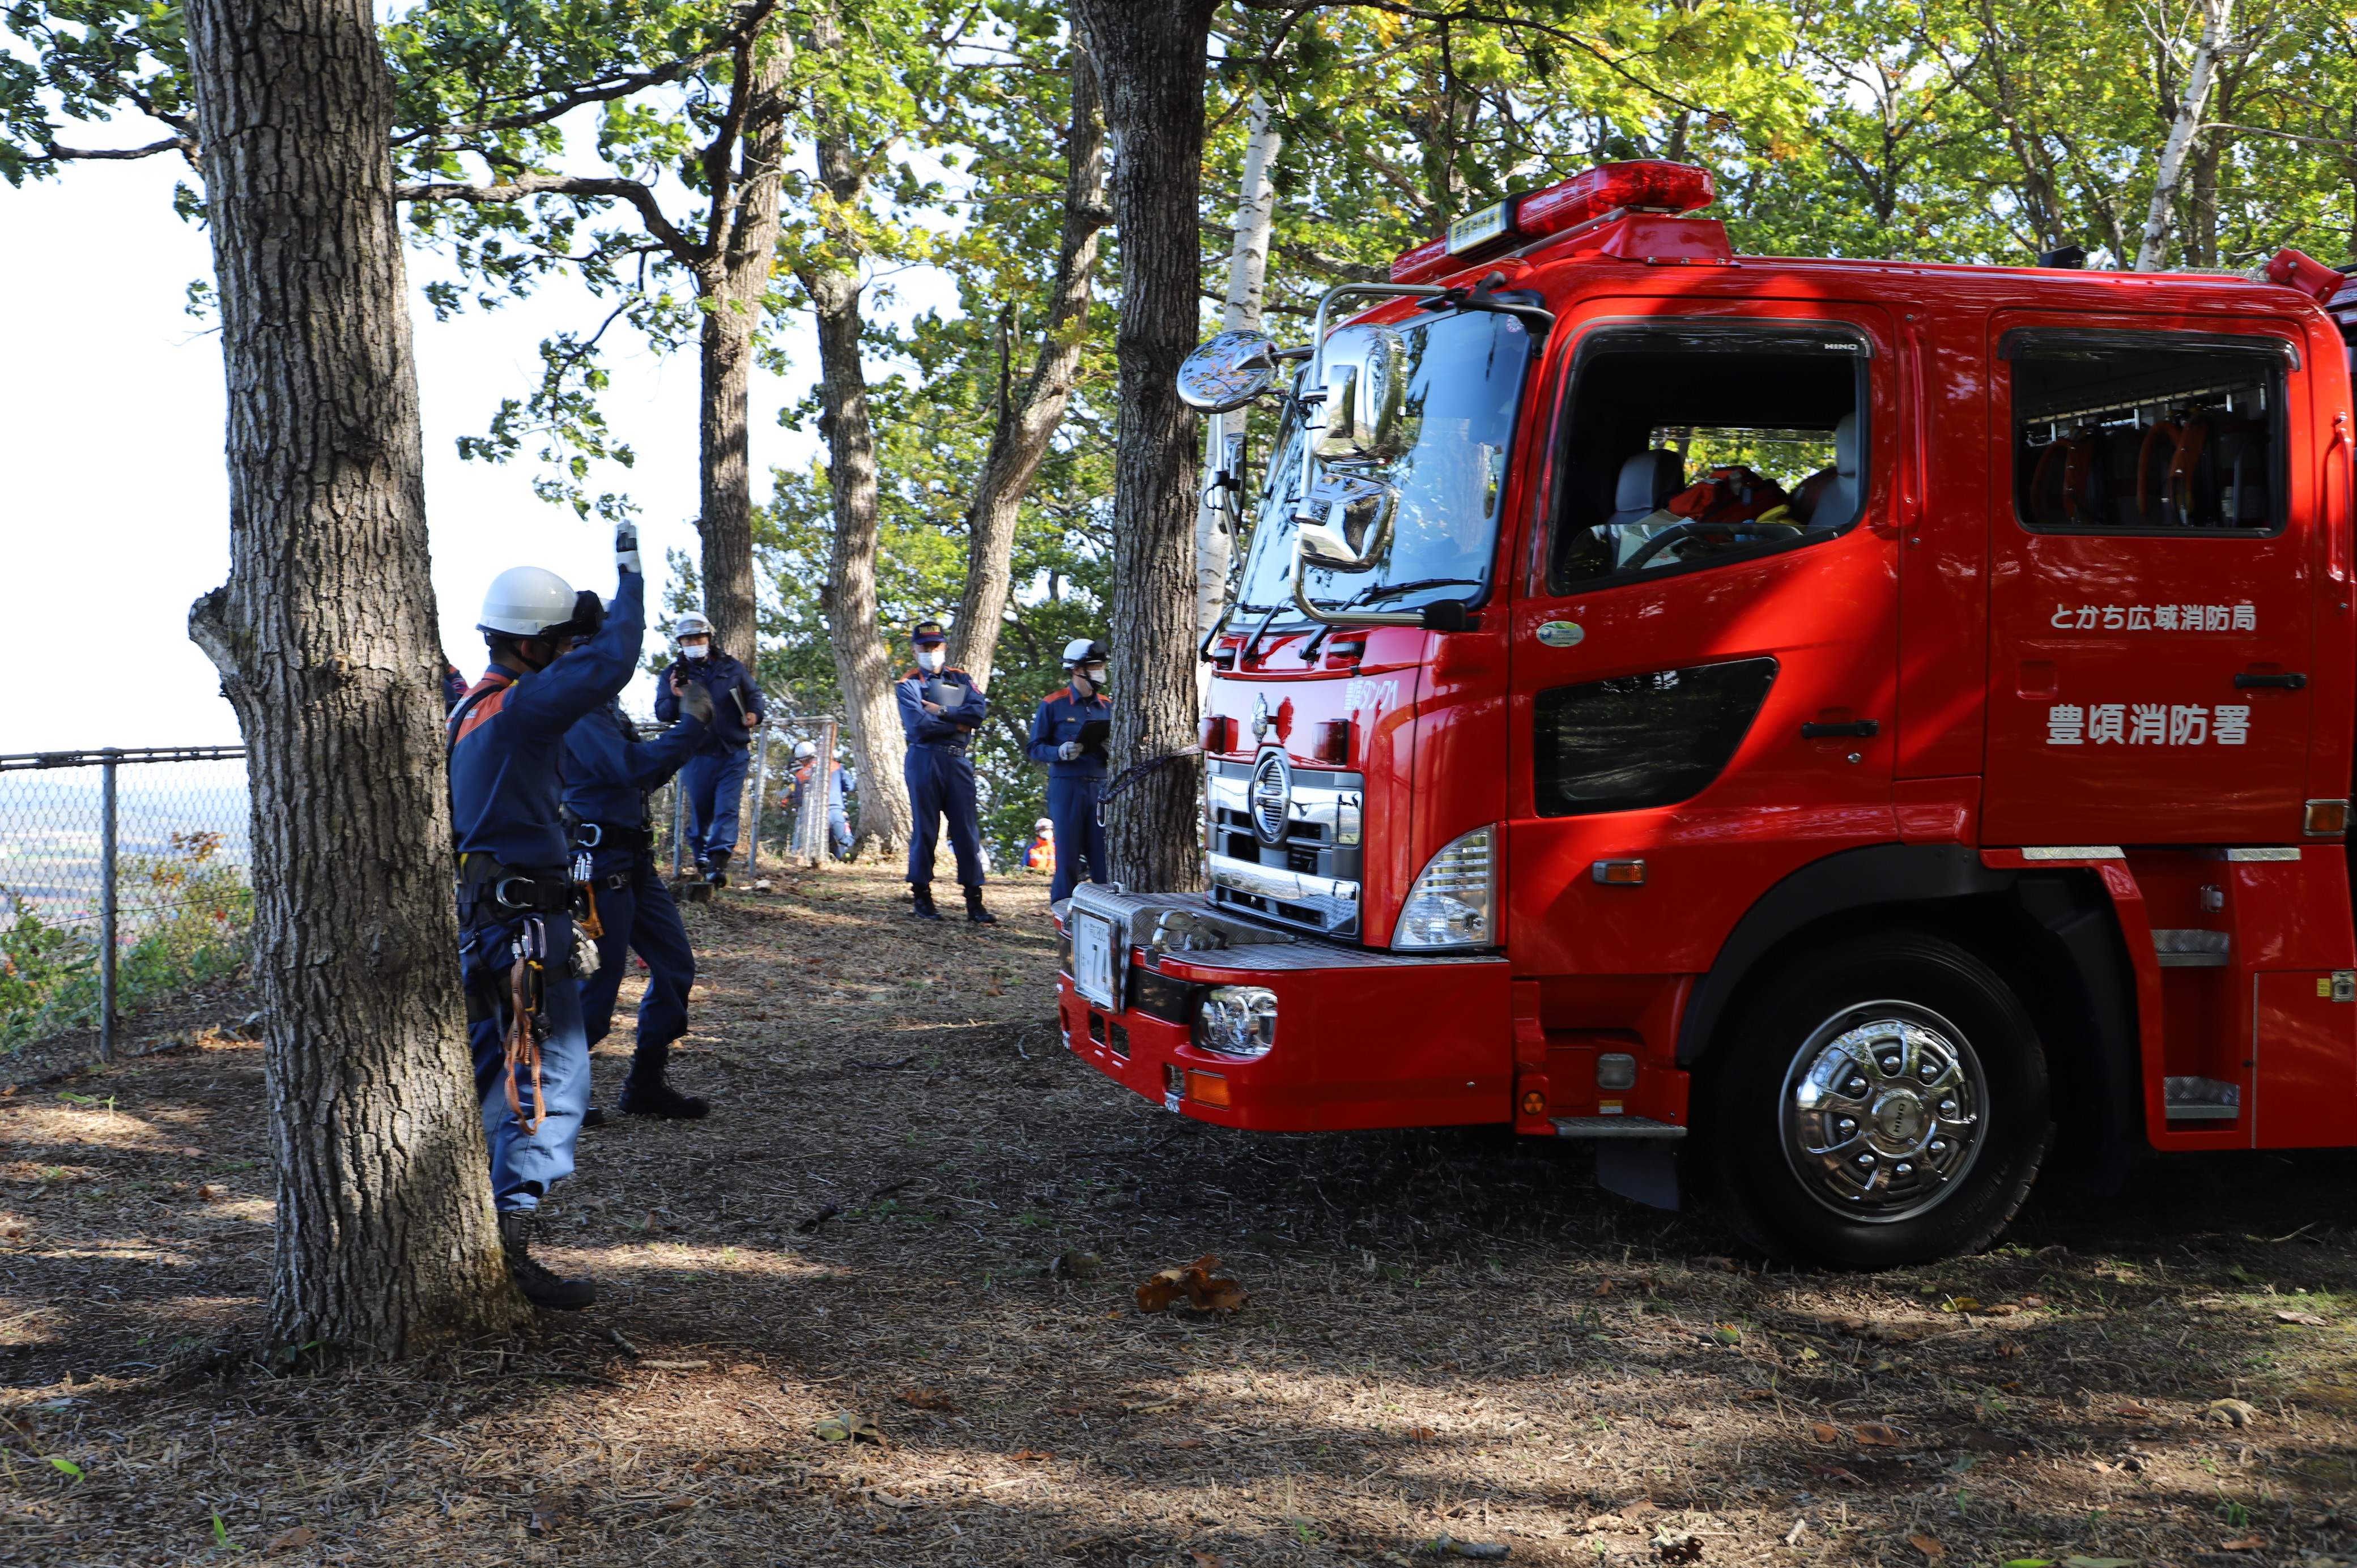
[1694,931,2050,1269]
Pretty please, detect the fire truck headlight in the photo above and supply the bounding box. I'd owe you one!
[1197,986,1278,1058]
[1394,825,1497,950]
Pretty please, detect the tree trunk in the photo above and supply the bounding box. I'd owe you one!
[951,44,1108,691]
[802,8,911,858]
[695,31,792,662]
[2134,0,2235,272]
[1070,0,1216,893]
[1196,93,1281,702]
[183,0,520,1358]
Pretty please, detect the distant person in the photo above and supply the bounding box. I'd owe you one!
[446,523,643,1310]
[895,620,993,922]
[441,659,467,713]
[1023,816,1056,875]
[784,739,853,858]
[1026,637,1111,901]
[654,612,764,886]
[565,665,714,1126]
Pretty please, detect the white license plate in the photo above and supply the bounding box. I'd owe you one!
[1072,909,1119,1011]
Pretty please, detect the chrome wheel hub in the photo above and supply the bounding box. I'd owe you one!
[1781,1004,1984,1222]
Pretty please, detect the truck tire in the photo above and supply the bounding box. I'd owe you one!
[1693,931,2050,1269]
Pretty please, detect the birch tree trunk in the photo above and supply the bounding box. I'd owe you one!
[695,32,792,661]
[2134,0,2235,273]
[183,0,521,1358]
[802,9,911,858]
[1069,0,1218,892]
[951,44,1108,691]
[1195,95,1281,702]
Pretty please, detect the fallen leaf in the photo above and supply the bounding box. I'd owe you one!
[1658,1536,1704,1565]
[2061,1557,2135,1567]
[1657,1414,1691,1429]
[1802,1463,1864,1485]
[2217,1540,2267,1553]
[1910,1534,1947,1559]
[196,1184,226,1202]
[1982,1302,2021,1316]
[2274,1310,2328,1326]
[1168,1437,1204,1449]
[1134,1254,1249,1315]
[2020,1294,2047,1307]
[1407,1426,1436,1441]
[1620,1501,1659,1522]
[1052,1250,1101,1279]
[265,1526,315,1556]
[1012,1449,1052,1462]
[896,1387,958,1412]
[1810,1422,1839,1443]
[659,1495,696,1513]
[2202,1399,2259,1428]
[2111,1403,2156,1419]
[1855,1422,1911,1447]
[1738,1388,1775,1401]
[1708,1325,1742,1344]
[177,1147,204,1158]
[1942,1297,1982,1313]
[2003,1559,2056,1567]
[814,1412,888,1446]
[1190,1554,1226,1568]
[641,1360,708,1371]
[1423,1534,1510,1561]
[0,1221,25,1241]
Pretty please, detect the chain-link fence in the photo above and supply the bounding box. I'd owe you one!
[0,747,254,1056]
[627,711,848,880]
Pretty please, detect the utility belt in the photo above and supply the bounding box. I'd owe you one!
[457,851,584,924]
[913,736,969,755]
[569,819,653,853]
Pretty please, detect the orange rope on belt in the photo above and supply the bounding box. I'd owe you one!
[504,955,548,1135]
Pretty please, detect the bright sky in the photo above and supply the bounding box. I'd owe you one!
[0,127,956,754]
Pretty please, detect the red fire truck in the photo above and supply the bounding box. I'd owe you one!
[1056,159,2357,1268]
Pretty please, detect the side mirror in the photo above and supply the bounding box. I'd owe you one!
[1177,330,1280,413]
[1312,325,1409,465]
[1295,472,1394,571]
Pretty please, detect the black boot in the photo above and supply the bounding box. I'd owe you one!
[499,1210,595,1310]
[704,847,731,888]
[964,884,997,924]
[911,884,943,921]
[617,1046,710,1120]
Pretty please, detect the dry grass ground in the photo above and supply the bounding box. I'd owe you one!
[5,862,2357,1568]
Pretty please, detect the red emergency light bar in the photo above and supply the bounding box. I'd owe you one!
[1390,160,1714,284]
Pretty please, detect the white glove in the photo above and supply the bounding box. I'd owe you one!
[615,521,642,575]
[1058,741,1082,761]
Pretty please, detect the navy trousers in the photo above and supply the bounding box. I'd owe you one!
[1046,773,1107,902]
[462,911,591,1214]
[905,743,984,887]
[577,847,695,1058]
[680,745,751,862]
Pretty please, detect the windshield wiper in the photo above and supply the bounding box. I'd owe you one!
[1346,577,1484,605]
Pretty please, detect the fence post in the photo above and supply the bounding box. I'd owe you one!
[746,724,772,875]
[670,776,686,880]
[98,747,120,1062]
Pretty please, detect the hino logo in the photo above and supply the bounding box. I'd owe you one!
[1252,693,1273,740]
[1250,749,1292,844]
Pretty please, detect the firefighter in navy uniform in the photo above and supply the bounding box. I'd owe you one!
[655,611,766,884]
[896,620,994,922]
[447,523,646,1310]
[565,668,714,1126]
[1026,637,1111,902]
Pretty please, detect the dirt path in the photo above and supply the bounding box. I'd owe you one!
[5,863,2357,1567]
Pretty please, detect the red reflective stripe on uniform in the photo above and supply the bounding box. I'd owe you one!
[452,675,514,748]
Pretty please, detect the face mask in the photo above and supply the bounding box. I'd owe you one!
[916,648,946,674]
[681,642,709,661]
[1079,666,1109,691]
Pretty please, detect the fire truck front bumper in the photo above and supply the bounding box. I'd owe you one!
[1056,892,1512,1132]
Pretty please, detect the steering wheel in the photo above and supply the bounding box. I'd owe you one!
[1620,518,1803,573]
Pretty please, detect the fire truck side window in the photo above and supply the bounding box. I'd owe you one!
[1546,323,1870,594]
[2009,331,2286,534]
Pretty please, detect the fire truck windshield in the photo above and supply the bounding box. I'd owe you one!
[1234,309,1534,621]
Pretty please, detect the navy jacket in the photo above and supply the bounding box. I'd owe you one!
[450,570,646,879]
[895,666,988,749]
[1027,685,1112,779]
[563,699,707,829]
[654,651,764,754]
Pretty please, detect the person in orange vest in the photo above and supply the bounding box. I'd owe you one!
[1023,816,1056,876]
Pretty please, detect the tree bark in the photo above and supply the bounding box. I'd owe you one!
[1069,0,1217,893]
[1196,93,1281,702]
[183,0,520,1358]
[695,31,792,662]
[950,44,1108,691]
[2134,0,2235,272]
[801,7,912,858]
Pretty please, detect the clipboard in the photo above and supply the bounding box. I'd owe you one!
[1077,717,1111,756]
[924,678,969,710]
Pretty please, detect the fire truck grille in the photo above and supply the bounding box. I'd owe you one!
[1205,756,1365,939]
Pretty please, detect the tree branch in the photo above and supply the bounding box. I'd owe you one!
[395,174,696,258]
[37,135,193,164]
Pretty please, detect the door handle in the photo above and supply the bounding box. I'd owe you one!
[2233,672,2308,689]
[1800,720,1880,738]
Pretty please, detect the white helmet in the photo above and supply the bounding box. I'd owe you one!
[478,566,578,637]
[793,740,818,760]
[1036,816,1053,829]
[675,612,713,640]
[1061,637,1107,667]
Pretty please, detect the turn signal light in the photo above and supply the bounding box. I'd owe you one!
[1592,859,1647,885]
[1520,1089,1548,1117]
[2307,799,2350,837]
[1186,1070,1232,1107]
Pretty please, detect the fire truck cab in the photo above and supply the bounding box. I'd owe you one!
[1056,160,2357,1269]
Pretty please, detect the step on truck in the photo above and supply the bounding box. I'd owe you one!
[1054,158,2357,1269]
